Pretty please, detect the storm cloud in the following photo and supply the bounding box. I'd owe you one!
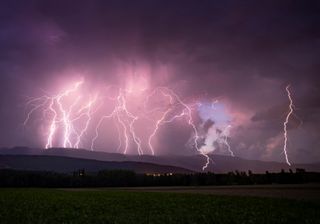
[0,0,319,163]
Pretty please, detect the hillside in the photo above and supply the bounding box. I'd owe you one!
[1,147,320,173]
[0,154,193,174]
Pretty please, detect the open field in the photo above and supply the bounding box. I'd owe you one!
[116,184,320,200]
[0,188,320,224]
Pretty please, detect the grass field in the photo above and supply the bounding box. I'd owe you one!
[0,188,319,224]
[118,184,320,200]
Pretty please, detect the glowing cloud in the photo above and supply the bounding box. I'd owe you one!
[197,101,235,157]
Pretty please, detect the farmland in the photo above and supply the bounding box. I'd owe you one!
[0,187,319,224]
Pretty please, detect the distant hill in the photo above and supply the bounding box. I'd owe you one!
[0,154,193,174]
[1,147,320,173]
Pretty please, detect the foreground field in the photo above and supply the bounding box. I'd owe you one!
[119,184,320,200]
[0,188,319,224]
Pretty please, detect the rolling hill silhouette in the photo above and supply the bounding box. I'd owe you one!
[0,154,192,174]
[0,147,319,173]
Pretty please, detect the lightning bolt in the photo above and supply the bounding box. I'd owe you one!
[24,80,97,149]
[119,89,143,155]
[90,88,143,155]
[222,125,234,157]
[73,96,98,148]
[166,89,210,170]
[145,87,210,170]
[45,97,58,149]
[283,84,294,166]
[52,80,84,148]
[147,92,173,155]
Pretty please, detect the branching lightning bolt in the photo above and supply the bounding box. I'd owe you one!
[90,88,143,154]
[24,80,98,149]
[157,88,210,170]
[73,96,98,148]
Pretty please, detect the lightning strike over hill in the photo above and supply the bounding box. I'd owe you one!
[24,80,98,149]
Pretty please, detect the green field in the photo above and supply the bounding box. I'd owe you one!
[0,189,319,224]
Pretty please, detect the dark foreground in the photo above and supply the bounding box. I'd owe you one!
[117,184,320,200]
[0,188,319,224]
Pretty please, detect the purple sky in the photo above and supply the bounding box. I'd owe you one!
[0,0,319,164]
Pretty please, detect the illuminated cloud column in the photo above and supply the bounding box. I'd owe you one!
[197,101,234,157]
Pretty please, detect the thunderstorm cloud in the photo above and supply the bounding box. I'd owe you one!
[0,0,319,163]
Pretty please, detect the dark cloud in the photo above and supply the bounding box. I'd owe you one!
[0,0,319,163]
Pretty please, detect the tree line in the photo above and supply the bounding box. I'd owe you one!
[0,168,319,187]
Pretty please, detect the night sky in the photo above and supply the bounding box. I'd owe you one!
[0,0,319,164]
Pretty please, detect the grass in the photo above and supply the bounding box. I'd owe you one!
[0,188,319,224]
